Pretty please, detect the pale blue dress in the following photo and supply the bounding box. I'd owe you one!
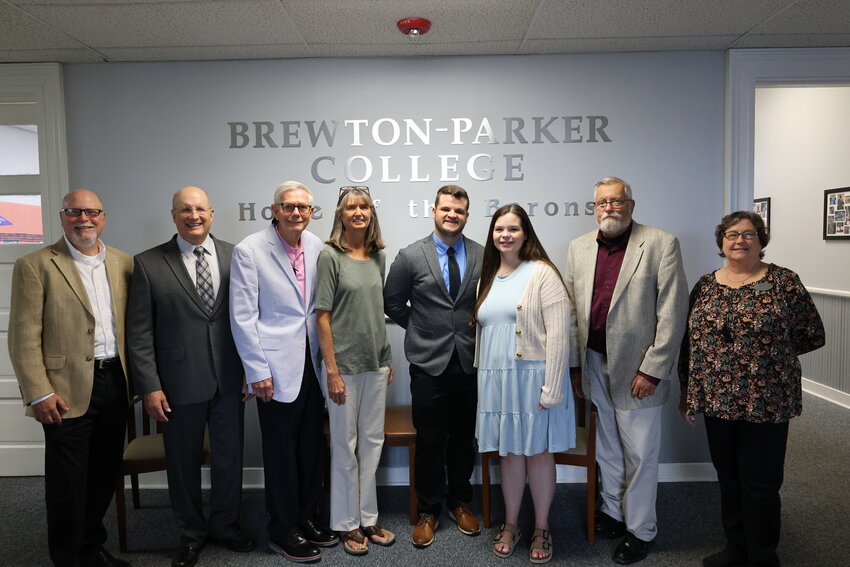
[476,261,575,456]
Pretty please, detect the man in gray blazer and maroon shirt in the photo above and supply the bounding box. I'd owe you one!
[127,186,254,567]
[384,185,483,548]
[565,176,688,565]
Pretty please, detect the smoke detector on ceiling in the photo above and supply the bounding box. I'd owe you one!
[397,17,431,39]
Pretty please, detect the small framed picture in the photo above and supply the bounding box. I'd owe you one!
[823,187,850,240]
[753,197,770,233]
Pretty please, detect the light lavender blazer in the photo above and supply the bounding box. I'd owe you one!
[229,225,323,403]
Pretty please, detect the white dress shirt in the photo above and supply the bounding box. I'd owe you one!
[64,236,117,359]
[32,237,118,405]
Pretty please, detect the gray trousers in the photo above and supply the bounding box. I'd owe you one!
[586,348,662,542]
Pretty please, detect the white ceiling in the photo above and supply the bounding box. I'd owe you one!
[1,0,849,64]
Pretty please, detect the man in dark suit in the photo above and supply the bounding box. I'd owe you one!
[384,185,484,548]
[9,189,133,567]
[128,186,254,567]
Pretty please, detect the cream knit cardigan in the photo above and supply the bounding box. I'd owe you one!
[474,260,570,409]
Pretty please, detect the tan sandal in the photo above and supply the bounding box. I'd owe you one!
[340,528,368,556]
[492,523,521,558]
[363,524,395,546]
[529,528,553,564]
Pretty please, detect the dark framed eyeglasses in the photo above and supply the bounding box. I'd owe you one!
[338,186,370,202]
[61,208,103,218]
[278,203,312,214]
[723,231,758,241]
[593,199,632,210]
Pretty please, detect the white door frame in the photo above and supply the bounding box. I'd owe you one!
[0,63,68,475]
[725,48,850,214]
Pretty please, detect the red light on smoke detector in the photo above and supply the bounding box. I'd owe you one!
[397,17,432,37]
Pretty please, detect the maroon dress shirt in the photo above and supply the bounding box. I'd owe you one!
[587,223,659,385]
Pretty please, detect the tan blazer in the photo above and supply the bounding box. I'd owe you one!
[8,238,133,419]
[565,222,689,410]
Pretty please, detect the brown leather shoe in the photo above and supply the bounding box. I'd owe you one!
[450,504,481,536]
[412,513,439,548]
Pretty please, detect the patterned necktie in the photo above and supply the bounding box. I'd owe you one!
[194,246,214,314]
[448,246,461,301]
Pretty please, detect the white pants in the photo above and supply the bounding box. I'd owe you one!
[324,367,389,532]
[586,349,662,542]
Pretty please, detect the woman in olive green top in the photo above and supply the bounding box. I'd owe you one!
[316,186,394,556]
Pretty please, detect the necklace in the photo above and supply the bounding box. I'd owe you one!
[497,262,521,277]
[724,266,759,284]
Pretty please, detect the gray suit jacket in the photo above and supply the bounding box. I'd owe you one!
[565,222,688,409]
[127,234,244,405]
[384,233,483,375]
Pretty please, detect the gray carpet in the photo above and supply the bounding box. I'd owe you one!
[1,392,847,566]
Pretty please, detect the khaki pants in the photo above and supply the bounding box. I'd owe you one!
[323,367,390,532]
[586,349,662,542]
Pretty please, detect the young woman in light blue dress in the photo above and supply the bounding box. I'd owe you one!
[472,204,575,564]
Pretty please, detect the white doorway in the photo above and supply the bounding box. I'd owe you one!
[0,64,68,475]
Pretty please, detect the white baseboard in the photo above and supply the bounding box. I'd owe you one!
[0,444,44,476]
[802,378,850,410]
[125,462,717,490]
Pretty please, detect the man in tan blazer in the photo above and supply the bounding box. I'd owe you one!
[565,177,688,565]
[8,189,133,567]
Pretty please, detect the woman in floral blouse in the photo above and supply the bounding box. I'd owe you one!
[678,211,824,567]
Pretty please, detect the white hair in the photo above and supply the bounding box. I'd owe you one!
[273,180,313,205]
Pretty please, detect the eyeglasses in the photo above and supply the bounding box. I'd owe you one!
[278,203,312,214]
[594,199,631,210]
[723,231,758,241]
[175,206,209,215]
[61,208,103,218]
[338,186,370,202]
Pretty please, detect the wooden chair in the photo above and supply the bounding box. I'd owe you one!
[383,405,417,525]
[114,395,211,552]
[480,401,599,543]
[322,404,418,525]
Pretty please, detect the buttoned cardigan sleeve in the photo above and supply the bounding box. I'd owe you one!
[516,262,570,408]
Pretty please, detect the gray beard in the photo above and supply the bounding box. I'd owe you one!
[598,215,624,235]
[69,231,97,250]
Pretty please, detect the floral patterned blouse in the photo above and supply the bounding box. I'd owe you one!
[678,264,825,424]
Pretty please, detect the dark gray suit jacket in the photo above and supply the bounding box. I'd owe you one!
[384,233,483,376]
[128,234,243,405]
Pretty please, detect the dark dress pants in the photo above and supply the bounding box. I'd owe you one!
[409,349,478,517]
[163,391,245,547]
[256,353,323,545]
[42,363,128,567]
[705,415,790,567]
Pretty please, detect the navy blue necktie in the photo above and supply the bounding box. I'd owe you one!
[447,246,460,301]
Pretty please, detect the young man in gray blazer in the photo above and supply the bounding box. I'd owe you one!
[384,185,484,548]
[565,177,688,565]
[128,186,253,567]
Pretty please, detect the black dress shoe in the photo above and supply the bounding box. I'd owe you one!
[269,528,321,563]
[595,512,627,539]
[703,544,748,567]
[613,533,655,565]
[301,518,339,547]
[172,545,201,567]
[212,530,256,552]
[79,549,130,567]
